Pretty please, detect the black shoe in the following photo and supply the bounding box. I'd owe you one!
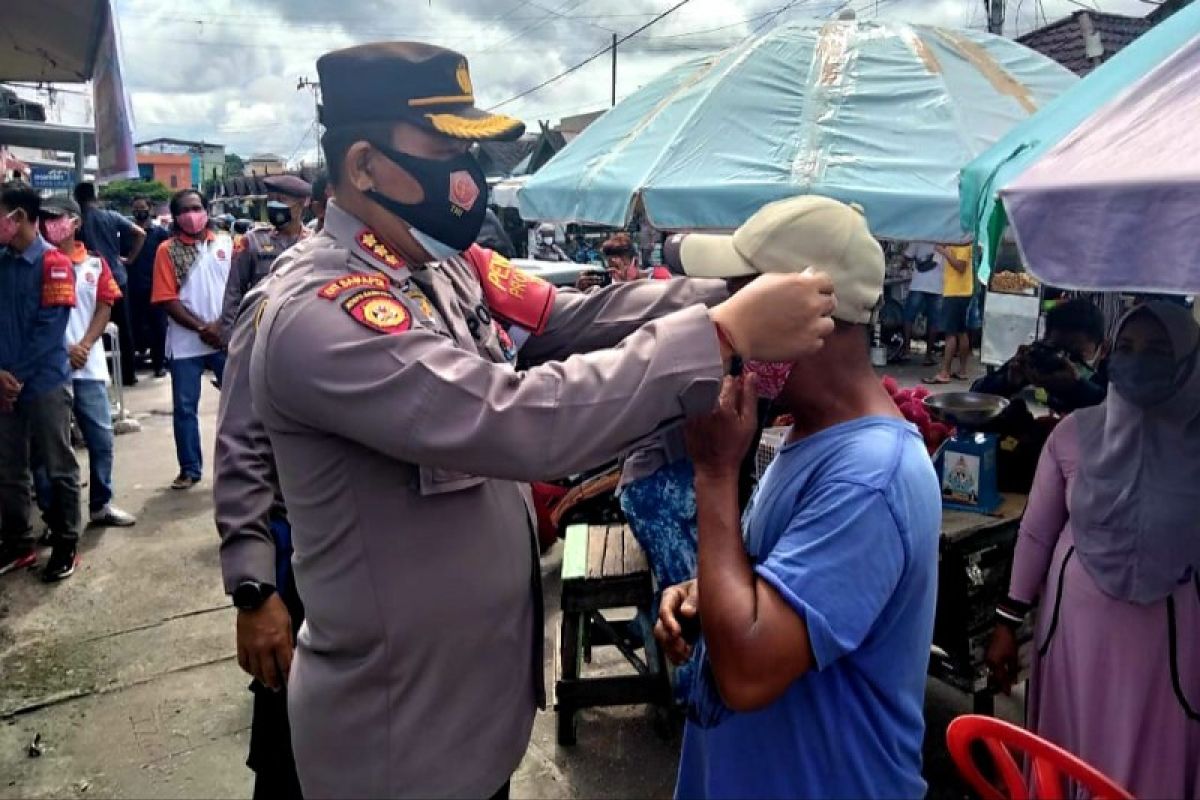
[0,544,37,576]
[38,529,55,548]
[42,545,78,582]
[153,368,168,378]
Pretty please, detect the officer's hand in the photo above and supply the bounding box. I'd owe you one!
[709,271,836,362]
[236,593,294,691]
[655,579,699,665]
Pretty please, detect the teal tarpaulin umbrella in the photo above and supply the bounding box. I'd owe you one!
[960,1,1200,284]
[519,18,1075,243]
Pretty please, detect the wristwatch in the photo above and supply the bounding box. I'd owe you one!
[232,580,276,611]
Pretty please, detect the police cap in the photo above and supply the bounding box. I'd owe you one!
[316,42,525,142]
[263,174,312,198]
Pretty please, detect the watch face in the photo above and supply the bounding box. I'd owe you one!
[234,582,265,609]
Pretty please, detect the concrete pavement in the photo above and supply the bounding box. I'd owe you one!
[0,363,1011,799]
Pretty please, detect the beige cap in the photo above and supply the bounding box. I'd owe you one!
[663,195,885,324]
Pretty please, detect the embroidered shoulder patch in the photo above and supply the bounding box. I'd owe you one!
[341,289,411,335]
[317,273,390,300]
[465,247,555,335]
[41,250,76,308]
[355,230,405,269]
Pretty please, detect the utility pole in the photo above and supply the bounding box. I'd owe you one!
[611,33,617,107]
[984,0,1005,34]
[296,76,323,167]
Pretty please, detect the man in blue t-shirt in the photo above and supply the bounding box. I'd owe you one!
[657,196,942,800]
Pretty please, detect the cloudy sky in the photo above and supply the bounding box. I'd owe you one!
[18,0,1155,164]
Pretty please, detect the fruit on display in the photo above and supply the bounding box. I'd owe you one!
[990,270,1040,293]
[881,377,953,455]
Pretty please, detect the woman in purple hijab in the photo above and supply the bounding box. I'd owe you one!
[987,301,1200,798]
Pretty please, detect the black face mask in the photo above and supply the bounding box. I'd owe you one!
[266,201,293,228]
[133,210,151,223]
[365,142,488,254]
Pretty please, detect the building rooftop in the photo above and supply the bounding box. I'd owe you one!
[135,136,225,149]
[1017,10,1152,75]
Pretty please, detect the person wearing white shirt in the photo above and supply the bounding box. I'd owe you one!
[37,197,136,528]
[902,243,944,366]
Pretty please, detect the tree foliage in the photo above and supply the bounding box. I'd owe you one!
[224,153,245,177]
[98,178,171,210]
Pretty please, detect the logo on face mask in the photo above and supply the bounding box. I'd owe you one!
[449,171,479,216]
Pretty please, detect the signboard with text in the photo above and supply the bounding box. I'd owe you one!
[30,166,77,191]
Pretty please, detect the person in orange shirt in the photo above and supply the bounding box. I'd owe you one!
[151,190,233,490]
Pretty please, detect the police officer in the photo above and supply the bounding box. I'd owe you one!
[218,175,311,341]
[242,42,837,799]
[215,265,304,799]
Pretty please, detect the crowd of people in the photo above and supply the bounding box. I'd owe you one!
[0,35,1196,800]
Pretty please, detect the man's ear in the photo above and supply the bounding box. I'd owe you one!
[344,141,375,193]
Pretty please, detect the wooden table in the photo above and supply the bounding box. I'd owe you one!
[932,493,1028,714]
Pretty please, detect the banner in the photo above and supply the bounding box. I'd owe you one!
[92,0,137,183]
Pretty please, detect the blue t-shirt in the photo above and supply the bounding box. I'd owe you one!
[676,417,941,800]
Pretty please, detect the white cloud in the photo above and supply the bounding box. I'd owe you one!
[95,0,1155,165]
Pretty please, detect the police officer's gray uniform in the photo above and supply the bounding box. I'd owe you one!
[245,42,730,799]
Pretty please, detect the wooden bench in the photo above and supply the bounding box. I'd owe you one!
[555,522,671,745]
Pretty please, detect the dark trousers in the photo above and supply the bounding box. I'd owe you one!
[131,284,166,371]
[248,527,305,800]
[111,291,138,385]
[0,386,80,548]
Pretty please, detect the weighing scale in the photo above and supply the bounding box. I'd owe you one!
[924,392,1009,515]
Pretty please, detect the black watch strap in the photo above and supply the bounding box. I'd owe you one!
[232,581,276,611]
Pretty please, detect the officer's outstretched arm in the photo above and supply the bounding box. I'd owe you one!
[256,298,723,483]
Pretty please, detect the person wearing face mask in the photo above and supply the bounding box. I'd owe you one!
[531,221,570,262]
[985,301,1200,799]
[0,182,82,582]
[34,198,137,530]
[653,196,942,799]
[972,298,1109,415]
[218,175,311,342]
[151,189,233,491]
[128,196,171,378]
[235,42,839,799]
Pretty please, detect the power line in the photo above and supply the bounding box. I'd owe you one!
[487,0,700,111]
[478,0,592,54]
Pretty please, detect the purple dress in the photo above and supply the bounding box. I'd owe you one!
[1009,414,1200,798]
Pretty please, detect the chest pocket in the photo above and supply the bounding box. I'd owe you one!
[397,271,495,496]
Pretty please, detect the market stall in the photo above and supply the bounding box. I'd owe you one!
[960,0,1200,287]
[520,17,1075,242]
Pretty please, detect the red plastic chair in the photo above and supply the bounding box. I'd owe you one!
[946,715,1135,800]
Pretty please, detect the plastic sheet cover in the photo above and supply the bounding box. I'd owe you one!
[519,19,1074,243]
[960,1,1200,283]
[1001,34,1200,294]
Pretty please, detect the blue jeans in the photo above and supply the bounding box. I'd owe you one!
[73,380,115,513]
[169,352,226,479]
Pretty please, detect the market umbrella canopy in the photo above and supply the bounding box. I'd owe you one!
[959,1,1200,284]
[519,18,1074,242]
[1001,34,1200,294]
[0,0,112,82]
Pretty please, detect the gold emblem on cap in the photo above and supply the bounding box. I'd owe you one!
[456,60,473,96]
